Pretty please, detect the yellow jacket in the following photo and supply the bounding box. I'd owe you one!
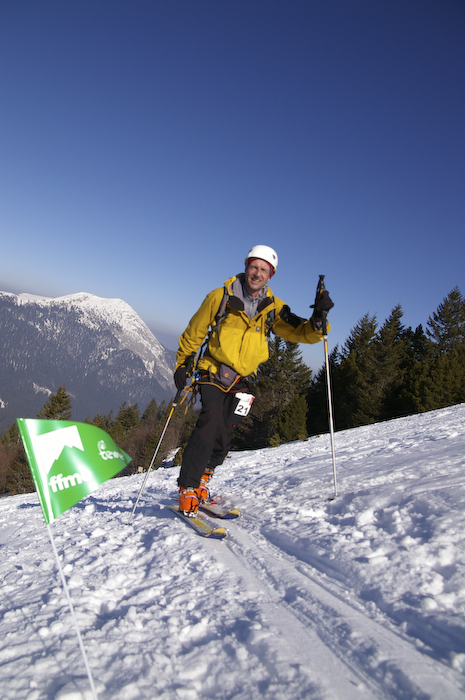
[175,274,329,379]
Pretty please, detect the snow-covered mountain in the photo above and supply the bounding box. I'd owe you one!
[0,291,176,433]
[1,404,465,699]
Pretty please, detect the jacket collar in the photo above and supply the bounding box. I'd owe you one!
[224,274,274,317]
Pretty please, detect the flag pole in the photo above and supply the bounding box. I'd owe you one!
[47,523,99,700]
[16,418,133,700]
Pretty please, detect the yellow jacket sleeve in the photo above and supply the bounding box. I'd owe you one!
[175,287,224,370]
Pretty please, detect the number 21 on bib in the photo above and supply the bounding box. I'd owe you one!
[234,393,255,417]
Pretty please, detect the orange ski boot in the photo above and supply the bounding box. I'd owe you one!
[178,487,199,516]
[196,469,214,502]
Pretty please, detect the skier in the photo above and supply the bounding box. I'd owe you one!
[173,245,334,515]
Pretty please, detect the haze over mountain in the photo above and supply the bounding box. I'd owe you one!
[0,291,176,434]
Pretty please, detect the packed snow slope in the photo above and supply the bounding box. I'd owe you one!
[1,405,465,700]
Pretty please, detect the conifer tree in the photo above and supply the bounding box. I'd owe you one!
[233,336,311,449]
[307,345,341,434]
[401,324,431,413]
[338,314,379,428]
[424,287,465,408]
[110,402,141,443]
[270,392,308,446]
[88,411,114,431]
[374,305,411,419]
[307,313,380,432]
[1,422,31,494]
[142,398,160,423]
[37,385,72,420]
[426,286,465,356]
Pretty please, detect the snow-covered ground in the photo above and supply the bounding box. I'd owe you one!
[2,404,465,699]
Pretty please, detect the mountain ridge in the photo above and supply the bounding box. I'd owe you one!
[0,290,177,433]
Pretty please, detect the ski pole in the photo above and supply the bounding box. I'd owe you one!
[313,275,338,499]
[127,388,185,523]
[128,355,195,523]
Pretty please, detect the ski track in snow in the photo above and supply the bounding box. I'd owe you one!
[1,405,465,699]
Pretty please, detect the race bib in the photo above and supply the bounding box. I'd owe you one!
[234,392,255,416]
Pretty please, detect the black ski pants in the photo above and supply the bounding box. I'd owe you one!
[178,383,252,489]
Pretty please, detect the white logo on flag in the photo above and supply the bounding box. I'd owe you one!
[34,426,84,476]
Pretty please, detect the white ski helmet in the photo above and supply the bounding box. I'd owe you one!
[245,245,278,275]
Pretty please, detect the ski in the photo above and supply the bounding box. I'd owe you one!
[166,505,229,539]
[199,500,240,519]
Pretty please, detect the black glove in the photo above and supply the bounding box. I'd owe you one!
[314,290,334,313]
[174,365,188,391]
[310,290,334,330]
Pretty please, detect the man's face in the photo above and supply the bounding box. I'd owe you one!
[244,259,272,297]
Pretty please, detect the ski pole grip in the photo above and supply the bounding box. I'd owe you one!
[311,274,326,308]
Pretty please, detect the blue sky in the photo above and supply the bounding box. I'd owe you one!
[1,0,464,372]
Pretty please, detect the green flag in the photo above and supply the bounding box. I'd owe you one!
[17,418,132,524]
